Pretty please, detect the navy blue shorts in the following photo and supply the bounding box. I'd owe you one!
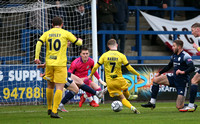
[167,75,188,96]
[64,72,73,89]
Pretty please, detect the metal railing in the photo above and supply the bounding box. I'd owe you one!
[98,6,200,64]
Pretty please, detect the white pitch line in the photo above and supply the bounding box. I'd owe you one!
[0,107,175,114]
[0,108,111,114]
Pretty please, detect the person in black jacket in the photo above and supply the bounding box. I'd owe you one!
[113,0,129,54]
[68,4,91,56]
[128,0,146,16]
[97,0,117,55]
[48,0,67,29]
[146,0,169,45]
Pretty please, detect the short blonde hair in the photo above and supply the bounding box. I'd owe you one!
[107,39,117,46]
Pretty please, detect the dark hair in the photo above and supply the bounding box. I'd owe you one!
[80,47,88,52]
[107,39,117,46]
[173,39,183,48]
[191,23,200,28]
[52,17,63,26]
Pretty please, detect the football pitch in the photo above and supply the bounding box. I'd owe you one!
[0,102,199,124]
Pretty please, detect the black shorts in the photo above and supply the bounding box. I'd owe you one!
[167,75,188,96]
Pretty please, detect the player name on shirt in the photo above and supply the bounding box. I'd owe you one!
[107,57,118,61]
[49,33,61,37]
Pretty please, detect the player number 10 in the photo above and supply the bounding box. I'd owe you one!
[3,87,43,99]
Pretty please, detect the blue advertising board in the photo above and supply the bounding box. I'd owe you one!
[1,64,200,105]
[0,65,45,104]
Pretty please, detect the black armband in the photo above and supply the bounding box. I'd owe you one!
[124,63,129,66]
[38,40,43,43]
[97,62,102,65]
[74,39,78,44]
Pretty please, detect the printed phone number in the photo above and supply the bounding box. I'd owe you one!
[3,87,43,99]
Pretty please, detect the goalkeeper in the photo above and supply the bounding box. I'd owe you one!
[34,17,82,118]
[67,47,107,108]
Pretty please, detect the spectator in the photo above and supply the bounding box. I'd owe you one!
[128,0,136,16]
[145,0,169,45]
[48,0,67,29]
[113,0,129,54]
[128,0,146,16]
[97,0,117,55]
[68,4,91,57]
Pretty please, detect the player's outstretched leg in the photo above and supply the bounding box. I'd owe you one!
[58,90,77,112]
[141,82,158,109]
[79,84,107,107]
[78,84,99,107]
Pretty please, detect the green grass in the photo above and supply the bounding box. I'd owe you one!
[0,102,199,124]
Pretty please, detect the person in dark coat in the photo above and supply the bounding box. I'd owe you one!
[113,0,129,53]
[97,0,117,55]
[146,0,169,45]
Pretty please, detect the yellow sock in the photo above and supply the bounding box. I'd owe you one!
[121,98,132,109]
[52,89,62,113]
[123,90,130,99]
[46,88,54,110]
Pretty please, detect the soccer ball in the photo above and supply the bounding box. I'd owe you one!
[111,100,123,112]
